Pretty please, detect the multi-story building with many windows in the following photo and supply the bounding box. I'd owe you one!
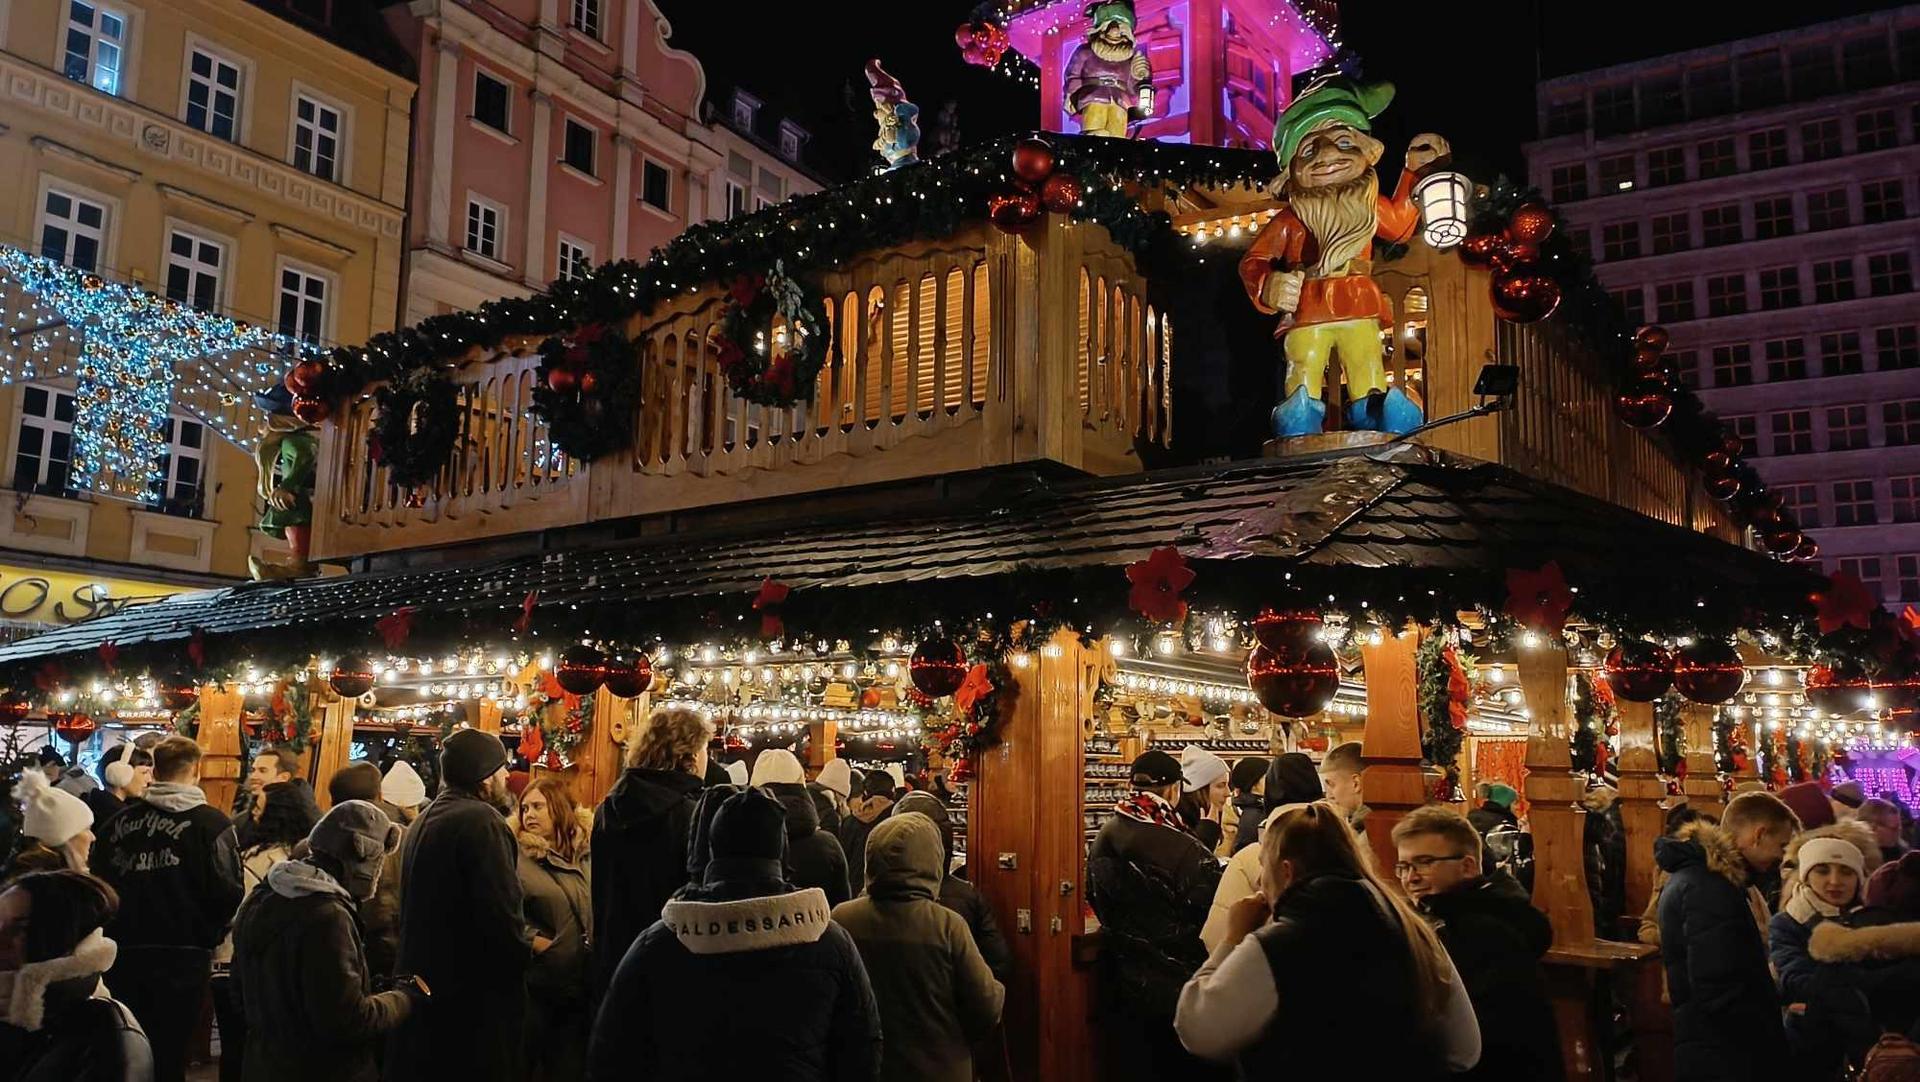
[1526,8,1920,607]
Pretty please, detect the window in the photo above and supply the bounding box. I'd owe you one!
[1821,331,1864,376]
[1549,163,1588,203]
[185,47,241,141]
[1833,480,1878,527]
[1869,252,1913,296]
[1566,228,1591,260]
[569,0,601,38]
[1601,222,1641,261]
[1779,483,1820,528]
[1893,478,1920,524]
[1863,180,1906,224]
[1671,350,1700,389]
[725,180,749,220]
[1887,399,1920,446]
[556,237,592,282]
[164,229,222,312]
[1758,267,1800,310]
[1737,51,1783,109]
[1752,195,1793,239]
[1813,258,1857,303]
[1790,44,1838,98]
[1701,204,1742,246]
[1696,137,1735,178]
[1842,34,1894,89]
[1770,408,1813,454]
[562,119,595,176]
[1748,128,1788,169]
[1828,404,1869,451]
[1655,281,1695,323]
[1641,74,1684,125]
[1837,557,1884,600]
[1544,97,1586,135]
[464,197,502,260]
[1609,287,1644,327]
[1807,188,1850,231]
[38,189,106,271]
[277,267,328,347]
[1877,325,1919,370]
[1645,146,1685,187]
[473,71,510,134]
[641,159,671,213]
[1711,344,1753,387]
[1651,212,1690,253]
[292,95,342,182]
[150,416,204,514]
[1592,84,1636,134]
[1900,555,1920,600]
[1763,337,1806,381]
[1856,109,1897,152]
[1688,64,1733,116]
[1801,117,1842,161]
[778,125,804,162]
[12,386,75,493]
[1726,414,1758,456]
[1706,273,1747,317]
[63,2,125,95]
[1598,154,1636,193]
[731,91,760,133]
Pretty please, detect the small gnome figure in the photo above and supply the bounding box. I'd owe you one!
[1063,0,1152,138]
[865,58,921,170]
[248,385,318,581]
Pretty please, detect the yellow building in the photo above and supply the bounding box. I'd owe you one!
[0,0,413,626]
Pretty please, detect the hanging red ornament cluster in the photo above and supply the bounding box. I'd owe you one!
[1672,639,1746,704]
[1459,202,1561,324]
[554,645,609,696]
[1614,325,1674,430]
[1604,640,1674,702]
[282,357,351,426]
[0,690,30,724]
[954,20,1011,68]
[909,638,969,698]
[602,654,654,698]
[1252,606,1322,653]
[988,138,1085,235]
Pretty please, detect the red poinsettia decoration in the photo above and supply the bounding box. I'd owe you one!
[953,663,995,716]
[753,578,791,639]
[1505,561,1574,632]
[519,723,545,763]
[762,353,798,399]
[376,606,418,650]
[188,627,208,670]
[515,590,541,634]
[1812,570,1876,635]
[98,641,119,674]
[1125,547,1195,624]
[716,337,746,377]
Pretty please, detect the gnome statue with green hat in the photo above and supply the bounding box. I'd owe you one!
[1238,76,1451,438]
[1063,0,1153,138]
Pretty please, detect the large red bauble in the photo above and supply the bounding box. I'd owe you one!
[909,639,968,698]
[1635,325,1671,352]
[1703,471,1743,502]
[329,655,376,698]
[284,359,328,397]
[1252,607,1322,654]
[53,711,97,743]
[291,397,331,425]
[1672,639,1746,704]
[1806,664,1870,714]
[1247,642,1339,718]
[159,676,198,712]
[1490,267,1561,323]
[1458,233,1503,268]
[0,691,29,724]
[1720,433,1746,459]
[1505,203,1557,245]
[1604,641,1674,702]
[988,190,1044,234]
[547,366,580,394]
[580,371,601,396]
[602,654,655,698]
[1630,347,1668,378]
[1614,377,1673,429]
[1040,172,1084,213]
[1789,537,1820,562]
[1701,450,1735,473]
[555,645,608,696]
[1011,137,1056,184]
[1762,527,1803,556]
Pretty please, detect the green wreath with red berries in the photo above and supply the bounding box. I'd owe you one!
[715,261,830,408]
[532,321,644,463]
[370,368,460,491]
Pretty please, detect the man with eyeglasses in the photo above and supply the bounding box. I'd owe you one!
[1392,805,1563,1081]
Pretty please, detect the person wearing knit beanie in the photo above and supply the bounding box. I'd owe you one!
[724,760,749,787]
[5,769,95,875]
[1867,850,1920,918]
[749,748,807,787]
[1180,745,1229,794]
[440,728,510,802]
[382,761,428,810]
[1777,781,1838,831]
[1177,745,1232,853]
[815,758,853,800]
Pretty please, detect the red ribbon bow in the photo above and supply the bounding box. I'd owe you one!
[188,627,208,670]
[1812,571,1876,636]
[376,607,418,650]
[515,590,540,634]
[1125,547,1195,624]
[953,663,995,716]
[98,641,119,674]
[1504,561,1574,633]
[753,578,791,639]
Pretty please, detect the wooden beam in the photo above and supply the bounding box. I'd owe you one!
[1359,627,1426,876]
[195,685,244,815]
[1518,643,1595,947]
[1614,698,1664,929]
[311,684,355,811]
[1680,703,1724,820]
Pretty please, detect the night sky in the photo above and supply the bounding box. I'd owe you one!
[658,0,1903,182]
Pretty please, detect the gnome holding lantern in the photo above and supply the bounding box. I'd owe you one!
[1239,77,1451,437]
[1063,0,1152,138]
[865,58,921,170]
[248,385,318,581]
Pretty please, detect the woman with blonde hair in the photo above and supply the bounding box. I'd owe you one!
[1173,802,1481,1077]
[516,775,592,1081]
[589,707,712,998]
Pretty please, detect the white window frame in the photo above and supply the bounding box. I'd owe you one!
[11,384,77,494]
[561,116,597,178]
[639,158,672,214]
[150,413,206,513]
[62,1,130,96]
[471,68,512,136]
[724,179,749,220]
[555,235,593,282]
[162,223,228,313]
[37,183,111,272]
[274,261,333,350]
[568,0,602,40]
[778,124,804,161]
[289,85,349,184]
[463,193,506,262]
[181,37,246,142]
[731,91,760,132]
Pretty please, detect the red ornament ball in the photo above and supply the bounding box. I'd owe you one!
[158,677,198,712]
[0,691,29,724]
[1635,325,1671,352]
[1247,642,1339,718]
[1630,347,1668,379]
[1762,527,1803,556]
[1458,233,1504,269]
[602,654,655,698]
[1614,376,1673,429]
[1703,471,1743,502]
[554,645,608,696]
[1498,239,1540,266]
[547,366,580,394]
[910,638,969,698]
[580,371,602,396]
[328,655,376,698]
[1489,268,1562,323]
[1806,664,1870,715]
[1011,137,1056,184]
[1702,449,1735,473]
[1604,640,1674,702]
[1672,639,1746,704]
[1505,203,1558,246]
[291,397,331,426]
[1721,433,1746,459]
[1789,537,1820,562]
[53,711,97,744]
[988,189,1044,234]
[284,359,328,398]
[1040,172,1084,213]
[1252,606,1322,654]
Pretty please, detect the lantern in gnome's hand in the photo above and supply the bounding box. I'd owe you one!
[1240,76,1448,439]
[1064,1,1152,138]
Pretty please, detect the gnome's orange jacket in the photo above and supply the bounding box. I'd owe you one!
[1238,169,1420,332]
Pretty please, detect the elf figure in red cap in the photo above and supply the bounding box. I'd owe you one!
[865,59,921,170]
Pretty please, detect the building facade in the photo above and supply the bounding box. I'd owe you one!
[0,0,412,622]
[1526,8,1920,607]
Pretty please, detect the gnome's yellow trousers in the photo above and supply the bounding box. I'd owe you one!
[1077,102,1131,138]
[1282,318,1389,399]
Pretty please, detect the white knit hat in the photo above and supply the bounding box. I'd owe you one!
[750,748,806,787]
[885,763,907,791]
[1181,745,1229,792]
[724,760,749,787]
[815,758,852,799]
[381,761,428,808]
[16,769,93,847]
[1799,837,1867,881]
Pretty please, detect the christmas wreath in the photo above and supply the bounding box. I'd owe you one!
[1415,632,1473,801]
[531,322,644,462]
[370,368,460,491]
[1654,691,1684,777]
[1571,672,1616,778]
[922,652,1018,785]
[715,261,829,408]
[514,672,593,769]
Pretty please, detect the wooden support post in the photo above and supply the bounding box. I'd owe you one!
[1680,703,1724,820]
[1517,643,1595,947]
[570,686,633,809]
[1614,699,1665,931]
[474,699,503,735]
[311,686,355,811]
[806,720,838,772]
[195,685,244,815]
[1359,627,1427,876]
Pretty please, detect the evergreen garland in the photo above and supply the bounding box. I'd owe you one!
[1654,691,1685,776]
[532,323,646,463]
[1571,672,1616,778]
[1415,631,1470,800]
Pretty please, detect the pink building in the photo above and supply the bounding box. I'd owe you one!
[383,0,818,324]
[1525,8,1920,607]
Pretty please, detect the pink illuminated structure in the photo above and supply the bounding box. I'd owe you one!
[1005,0,1337,147]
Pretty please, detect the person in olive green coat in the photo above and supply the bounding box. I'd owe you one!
[832,813,1004,1082]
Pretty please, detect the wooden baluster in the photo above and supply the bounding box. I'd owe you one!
[1614,698,1664,931]
[1680,703,1725,820]
[1358,626,1428,875]
[1518,642,1596,947]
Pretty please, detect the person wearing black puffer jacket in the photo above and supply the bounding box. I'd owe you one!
[0,870,151,1082]
[894,791,1011,981]
[751,750,850,906]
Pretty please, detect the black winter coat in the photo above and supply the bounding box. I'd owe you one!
[1085,809,1221,1021]
[1655,824,1790,1082]
[388,788,531,1082]
[1420,872,1563,1081]
[0,948,151,1082]
[81,788,124,828]
[1467,801,1519,836]
[1229,793,1265,854]
[589,767,703,997]
[808,782,843,834]
[91,788,243,950]
[765,781,851,906]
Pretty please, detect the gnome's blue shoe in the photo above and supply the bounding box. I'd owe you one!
[1344,388,1425,435]
[1272,387,1326,437]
